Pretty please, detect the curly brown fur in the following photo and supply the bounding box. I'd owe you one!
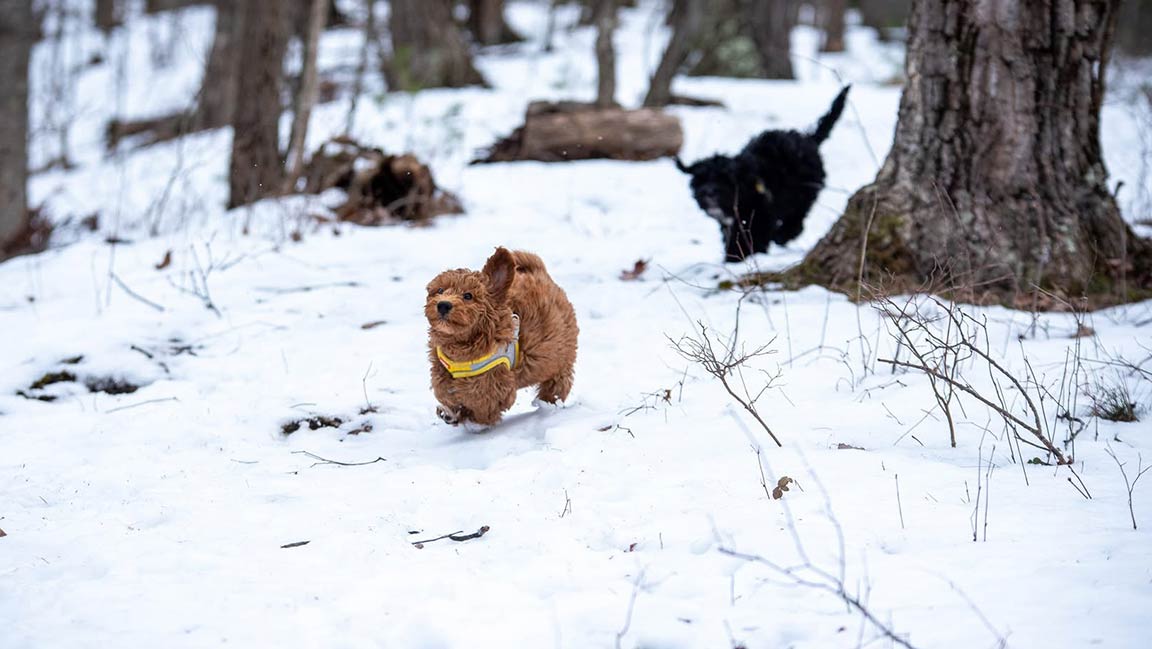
[426,247,579,426]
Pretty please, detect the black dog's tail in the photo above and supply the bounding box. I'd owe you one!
[810,85,851,144]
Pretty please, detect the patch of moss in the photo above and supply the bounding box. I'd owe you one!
[30,371,77,390]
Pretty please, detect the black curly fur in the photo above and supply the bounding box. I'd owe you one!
[677,86,850,261]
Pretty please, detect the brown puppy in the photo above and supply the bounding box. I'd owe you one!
[425,247,578,426]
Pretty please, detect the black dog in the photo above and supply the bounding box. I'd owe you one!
[677,86,851,261]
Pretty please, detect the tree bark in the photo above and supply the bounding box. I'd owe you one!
[344,0,375,133]
[858,0,910,42]
[593,0,618,108]
[1115,0,1152,56]
[468,0,523,45]
[284,0,328,192]
[95,0,121,32]
[227,0,288,209]
[0,0,33,256]
[195,0,242,131]
[144,0,208,12]
[745,0,796,80]
[385,0,485,90]
[643,0,705,107]
[820,0,846,53]
[794,0,1152,307]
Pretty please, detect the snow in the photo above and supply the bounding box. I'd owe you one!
[3,2,1152,648]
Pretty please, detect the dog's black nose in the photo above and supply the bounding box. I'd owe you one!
[436,301,452,316]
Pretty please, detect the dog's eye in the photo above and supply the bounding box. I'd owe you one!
[436,288,444,295]
[462,292,473,301]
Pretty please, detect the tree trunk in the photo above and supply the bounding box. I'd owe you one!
[95,0,121,32]
[745,0,795,80]
[685,0,761,78]
[144,0,208,12]
[593,0,617,108]
[468,0,522,45]
[858,0,910,42]
[385,0,485,90]
[284,0,327,192]
[0,0,33,257]
[1115,0,1152,56]
[227,0,288,209]
[195,0,242,131]
[643,0,705,107]
[344,0,375,133]
[794,0,1152,307]
[820,0,846,53]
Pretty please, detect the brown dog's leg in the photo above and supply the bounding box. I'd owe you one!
[536,367,574,405]
[437,404,464,425]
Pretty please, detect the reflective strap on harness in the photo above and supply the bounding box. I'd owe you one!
[437,314,520,379]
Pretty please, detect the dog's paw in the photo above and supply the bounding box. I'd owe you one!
[436,405,462,425]
[532,397,564,410]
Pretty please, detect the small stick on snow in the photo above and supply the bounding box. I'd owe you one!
[111,273,165,312]
[292,450,386,468]
[411,526,490,548]
[1105,446,1151,530]
[895,474,905,530]
[104,397,180,413]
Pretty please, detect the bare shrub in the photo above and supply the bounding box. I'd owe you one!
[876,295,1071,465]
[1088,378,1142,423]
[670,322,782,446]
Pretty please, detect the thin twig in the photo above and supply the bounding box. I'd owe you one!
[291,450,386,468]
[111,273,165,312]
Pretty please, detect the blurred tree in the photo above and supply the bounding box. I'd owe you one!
[593,0,618,107]
[386,0,485,89]
[284,0,327,191]
[793,0,1151,306]
[195,0,242,131]
[144,0,208,12]
[858,0,909,42]
[746,0,796,79]
[644,0,705,107]
[95,0,121,32]
[468,0,523,45]
[0,0,33,258]
[1116,0,1152,56]
[820,0,846,53]
[684,0,794,79]
[227,0,288,208]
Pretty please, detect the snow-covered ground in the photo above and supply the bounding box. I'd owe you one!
[3,2,1151,648]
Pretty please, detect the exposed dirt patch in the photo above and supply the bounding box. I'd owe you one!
[84,377,141,395]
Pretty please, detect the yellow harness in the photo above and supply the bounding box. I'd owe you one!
[436,314,520,379]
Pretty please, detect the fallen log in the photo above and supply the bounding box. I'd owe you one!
[474,101,683,163]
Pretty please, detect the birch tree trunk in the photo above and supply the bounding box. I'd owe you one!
[794,0,1152,306]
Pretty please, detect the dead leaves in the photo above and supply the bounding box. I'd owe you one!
[771,476,795,500]
[154,250,172,270]
[619,259,649,281]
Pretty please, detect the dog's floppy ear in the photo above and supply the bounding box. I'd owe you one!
[674,156,691,174]
[482,247,515,303]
